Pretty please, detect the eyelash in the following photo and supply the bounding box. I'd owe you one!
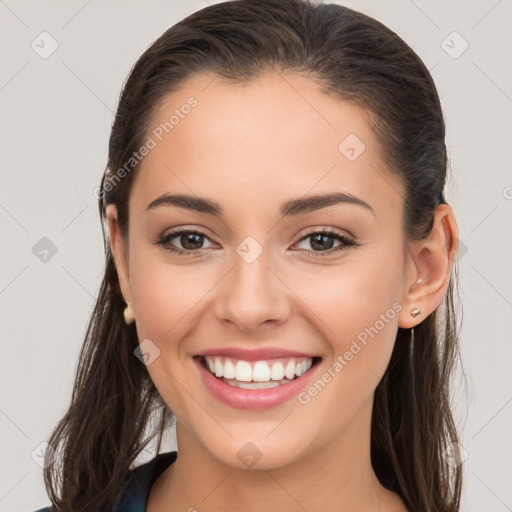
[153,227,359,259]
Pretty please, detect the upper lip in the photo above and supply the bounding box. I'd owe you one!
[196,347,320,361]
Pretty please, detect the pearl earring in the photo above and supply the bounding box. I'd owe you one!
[123,303,135,325]
[410,308,421,318]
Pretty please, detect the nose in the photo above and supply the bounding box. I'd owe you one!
[212,251,291,334]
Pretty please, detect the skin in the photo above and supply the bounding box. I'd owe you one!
[107,70,458,512]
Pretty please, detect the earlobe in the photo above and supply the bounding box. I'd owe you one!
[399,204,459,329]
[106,204,133,307]
[123,302,136,325]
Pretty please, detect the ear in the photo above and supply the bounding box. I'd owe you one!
[398,204,459,329]
[106,204,133,306]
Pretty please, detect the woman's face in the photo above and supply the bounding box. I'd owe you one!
[108,70,427,470]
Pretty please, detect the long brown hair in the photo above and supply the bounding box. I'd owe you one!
[43,1,464,510]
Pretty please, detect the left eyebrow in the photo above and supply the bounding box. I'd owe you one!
[280,192,375,217]
[144,191,375,217]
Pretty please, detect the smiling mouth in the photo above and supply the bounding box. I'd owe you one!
[194,355,322,389]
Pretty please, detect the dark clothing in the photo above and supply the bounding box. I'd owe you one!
[33,451,177,512]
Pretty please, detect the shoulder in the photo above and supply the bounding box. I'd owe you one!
[32,451,178,512]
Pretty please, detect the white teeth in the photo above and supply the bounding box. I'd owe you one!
[271,362,285,381]
[214,358,223,378]
[235,360,253,382]
[225,379,284,389]
[203,356,314,383]
[253,361,270,382]
[223,359,235,379]
[285,360,296,380]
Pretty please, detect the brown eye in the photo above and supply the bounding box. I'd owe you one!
[155,229,216,254]
[293,229,359,258]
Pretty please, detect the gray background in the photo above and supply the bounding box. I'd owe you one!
[1,0,511,510]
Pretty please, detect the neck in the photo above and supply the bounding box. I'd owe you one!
[147,404,406,512]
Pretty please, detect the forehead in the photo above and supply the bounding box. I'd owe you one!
[129,70,403,221]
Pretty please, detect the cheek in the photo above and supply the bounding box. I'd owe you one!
[130,258,210,343]
[127,256,214,413]
[290,260,403,426]
[290,251,404,368]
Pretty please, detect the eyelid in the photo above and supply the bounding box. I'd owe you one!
[160,225,220,244]
[158,225,351,244]
[296,225,353,239]
[154,225,358,255]
[291,226,357,251]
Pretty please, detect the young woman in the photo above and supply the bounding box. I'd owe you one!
[35,0,463,510]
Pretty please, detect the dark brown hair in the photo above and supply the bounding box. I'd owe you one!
[43,1,464,510]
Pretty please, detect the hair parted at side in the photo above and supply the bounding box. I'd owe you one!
[43,1,463,510]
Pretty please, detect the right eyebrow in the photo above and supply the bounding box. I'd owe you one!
[144,191,375,218]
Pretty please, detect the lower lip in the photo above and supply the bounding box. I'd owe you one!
[193,356,321,410]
